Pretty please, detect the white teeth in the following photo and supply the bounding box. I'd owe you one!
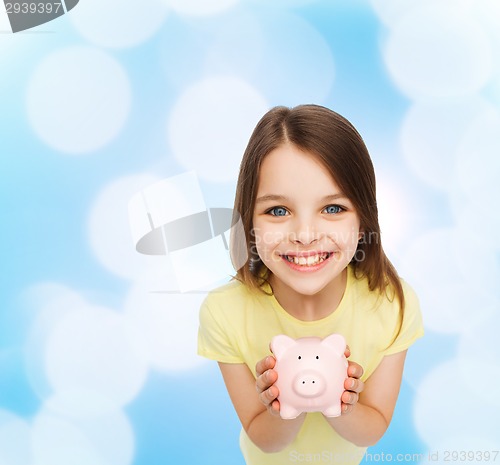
[284,253,330,266]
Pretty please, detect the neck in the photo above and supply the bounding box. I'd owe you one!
[270,268,347,322]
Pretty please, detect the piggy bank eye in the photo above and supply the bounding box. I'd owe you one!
[298,356,302,360]
[316,355,320,359]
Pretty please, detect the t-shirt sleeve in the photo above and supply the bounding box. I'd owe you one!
[197,294,244,364]
[383,280,424,355]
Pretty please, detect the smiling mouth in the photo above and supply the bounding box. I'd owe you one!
[282,252,333,266]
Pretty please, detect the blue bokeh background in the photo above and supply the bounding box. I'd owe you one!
[1,0,500,464]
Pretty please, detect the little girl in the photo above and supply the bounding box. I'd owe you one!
[198,105,424,465]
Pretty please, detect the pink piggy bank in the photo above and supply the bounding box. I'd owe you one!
[270,334,348,420]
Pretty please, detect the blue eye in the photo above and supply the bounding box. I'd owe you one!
[267,206,288,216]
[323,205,343,214]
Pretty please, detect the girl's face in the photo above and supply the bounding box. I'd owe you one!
[252,143,362,297]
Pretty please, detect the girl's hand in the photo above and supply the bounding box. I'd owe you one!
[255,355,281,416]
[256,346,364,417]
[342,345,365,414]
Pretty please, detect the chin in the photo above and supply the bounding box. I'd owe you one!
[276,274,332,297]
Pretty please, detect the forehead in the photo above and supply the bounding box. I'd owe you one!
[257,144,341,196]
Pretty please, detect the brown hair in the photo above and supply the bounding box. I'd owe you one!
[231,104,405,320]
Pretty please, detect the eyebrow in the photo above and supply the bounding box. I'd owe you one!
[255,193,349,203]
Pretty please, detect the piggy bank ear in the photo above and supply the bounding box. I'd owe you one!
[321,334,346,356]
[270,335,296,358]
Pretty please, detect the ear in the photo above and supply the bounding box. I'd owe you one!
[270,335,296,358]
[321,333,346,356]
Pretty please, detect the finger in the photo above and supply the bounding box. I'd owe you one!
[344,378,364,394]
[341,390,359,405]
[255,356,275,377]
[347,361,364,379]
[255,357,269,377]
[342,402,354,415]
[255,369,278,394]
[259,385,278,407]
[344,377,355,391]
[344,344,351,358]
[270,399,281,415]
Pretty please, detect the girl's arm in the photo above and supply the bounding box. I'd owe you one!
[218,361,306,453]
[326,350,408,446]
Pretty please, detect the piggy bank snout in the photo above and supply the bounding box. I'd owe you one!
[292,370,326,398]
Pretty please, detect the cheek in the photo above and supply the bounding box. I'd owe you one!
[252,229,288,264]
[327,223,361,251]
[252,222,287,250]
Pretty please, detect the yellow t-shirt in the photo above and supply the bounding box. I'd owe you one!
[198,266,424,465]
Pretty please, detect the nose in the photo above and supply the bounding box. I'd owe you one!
[290,217,319,245]
[293,370,326,397]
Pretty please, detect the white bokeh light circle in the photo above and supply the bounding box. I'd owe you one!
[414,358,500,448]
[458,358,500,411]
[124,281,207,371]
[203,10,264,80]
[256,12,335,105]
[401,98,494,191]
[21,282,86,312]
[23,283,89,399]
[450,106,500,254]
[33,415,104,465]
[44,390,126,418]
[32,408,134,465]
[370,0,469,27]
[253,0,319,7]
[0,410,32,465]
[26,46,131,154]
[376,172,416,257]
[458,312,500,407]
[383,3,493,99]
[163,0,238,16]
[448,106,500,254]
[44,304,148,409]
[400,228,497,334]
[168,76,268,182]
[70,0,168,49]
[464,0,500,76]
[450,226,500,302]
[369,0,422,26]
[490,75,500,110]
[88,173,179,282]
[451,194,500,256]
[454,106,500,208]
